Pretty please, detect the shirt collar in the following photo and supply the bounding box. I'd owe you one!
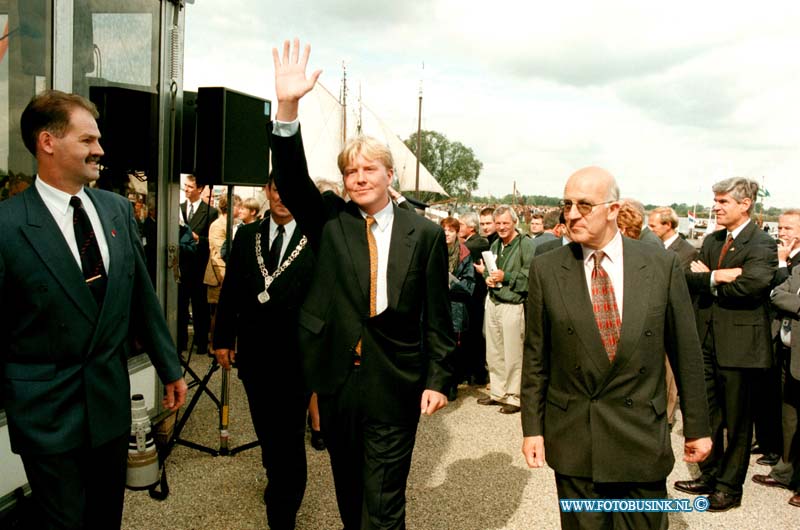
[727,218,751,240]
[270,217,296,237]
[35,176,88,216]
[581,230,623,266]
[663,233,679,249]
[360,200,394,233]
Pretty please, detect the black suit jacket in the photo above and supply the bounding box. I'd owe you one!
[271,129,454,424]
[213,216,314,383]
[180,200,218,277]
[773,250,798,287]
[521,238,710,482]
[686,221,777,368]
[464,233,490,264]
[0,184,182,455]
[667,235,698,270]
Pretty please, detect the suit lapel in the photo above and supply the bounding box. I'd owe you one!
[387,205,416,309]
[85,188,122,310]
[556,243,611,381]
[339,202,370,303]
[20,186,98,322]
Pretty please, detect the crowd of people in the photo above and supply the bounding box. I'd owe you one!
[3,39,800,530]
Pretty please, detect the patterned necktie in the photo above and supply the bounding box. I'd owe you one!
[267,224,285,273]
[70,196,107,307]
[591,250,621,363]
[717,233,734,268]
[355,216,378,364]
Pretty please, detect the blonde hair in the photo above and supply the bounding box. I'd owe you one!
[337,136,394,175]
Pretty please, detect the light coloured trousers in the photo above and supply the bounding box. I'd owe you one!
[484,299,525,406]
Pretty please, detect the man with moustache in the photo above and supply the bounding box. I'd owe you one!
[213,175,313,529]
[521,166,711,529]
[1,90,186,528]
[676,177,777,511]
[269,39,454,529]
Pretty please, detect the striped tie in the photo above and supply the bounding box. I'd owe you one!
[591,250,621,363]
[70,196,107,307]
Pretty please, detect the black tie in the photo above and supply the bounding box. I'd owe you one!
[70,196,107,307]
[267,224,285,273]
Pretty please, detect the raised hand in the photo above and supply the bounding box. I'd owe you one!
[272,38,322,121]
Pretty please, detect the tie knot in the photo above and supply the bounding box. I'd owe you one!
[726,233,734,243]
[593,250,605,268]
[276,224,285,234]
[70,196,83,209]
[366,215,376,228]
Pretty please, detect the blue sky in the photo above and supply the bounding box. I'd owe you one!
[184,0,800,208]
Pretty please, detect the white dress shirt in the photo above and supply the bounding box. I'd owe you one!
[269,218,297,266]
[581,230,624,319]
[35,177,110,272]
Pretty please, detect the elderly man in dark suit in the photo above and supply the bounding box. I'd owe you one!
[521,166,711,530]
[213,175,314,530]
[677,177,778,511]
[270,39,454,530]
[0,90,186,529]
[178,173,218,355]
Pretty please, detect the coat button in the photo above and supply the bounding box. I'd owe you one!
[639,367,646,374]
[625,398,633,407]
[567,328,574,334]
[645,330,653,337]
[574,365,581,371]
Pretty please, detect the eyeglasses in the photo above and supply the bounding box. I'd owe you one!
[559,199,616,217]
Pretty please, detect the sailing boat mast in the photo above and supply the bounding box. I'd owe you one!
[415,62,424,199]
[340,61,347,145]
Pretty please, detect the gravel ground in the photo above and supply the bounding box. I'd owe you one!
[122,353,799,529]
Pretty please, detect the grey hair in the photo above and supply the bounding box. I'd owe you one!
[493,205,518,223]
[461,211,479,231]
[712,177,759,214]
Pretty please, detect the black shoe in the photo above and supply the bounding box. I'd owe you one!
[477,396,502,406]
[706,490,742,512]
[310,429,325,451]
[752,474,789,490]
[757,453,780,466]
[674,478,714,495]
[499,404,521,414]
[448,388,458,401]
[751,442,765,454]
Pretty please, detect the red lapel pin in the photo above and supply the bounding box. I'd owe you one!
[111,229,117,237]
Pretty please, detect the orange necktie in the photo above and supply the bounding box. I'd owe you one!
[355,216,378,364]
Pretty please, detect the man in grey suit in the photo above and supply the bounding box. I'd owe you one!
[521,166,711,529]
[1,90,186,528]
[758,265,800,507]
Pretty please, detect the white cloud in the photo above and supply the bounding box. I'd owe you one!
[184,0,800,208]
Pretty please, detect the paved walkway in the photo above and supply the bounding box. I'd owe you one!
[123,354,796,529]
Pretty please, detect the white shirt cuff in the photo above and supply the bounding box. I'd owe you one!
[272,119,299,137]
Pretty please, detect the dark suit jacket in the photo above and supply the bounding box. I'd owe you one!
[521,238,710,482]
[771,265,800,380]
[686,221,777,368]
[534,236,566,257]
[464,233,490,265]
[0,184,182,455]
[271,129,454,425]
[667,235,698,270]
[773,250,798,287]
[180,200,218,277]
[213,216,315,384]
[530,232,557,248]
[639,226,665,249]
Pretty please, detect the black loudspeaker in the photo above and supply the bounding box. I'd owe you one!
[180,90,198,175]
[89,86,158,178]
[194,87,271,186]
